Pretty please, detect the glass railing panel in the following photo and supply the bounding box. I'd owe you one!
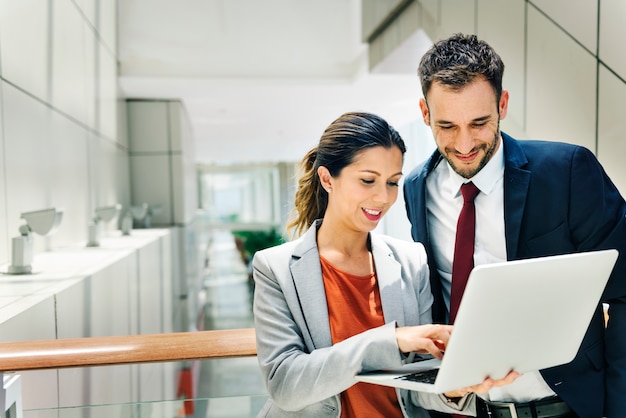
[23,395,269,418]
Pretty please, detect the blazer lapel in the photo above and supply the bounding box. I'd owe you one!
[407,152,443,246]
[290,221,333,349]
[502,133,531,260]
[370,235,406,327]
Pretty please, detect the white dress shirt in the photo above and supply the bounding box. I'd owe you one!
[425,139,555,402]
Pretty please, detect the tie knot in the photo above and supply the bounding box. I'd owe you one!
[460,182,480,203]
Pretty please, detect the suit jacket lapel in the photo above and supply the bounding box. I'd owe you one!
[502,133,531,260]
[371,235,406,326]
[290,221,333,349]
[408,152,443,246]
[408,152,448,321]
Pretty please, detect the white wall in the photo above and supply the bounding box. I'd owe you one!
[127,100,198,227]
[488,0,625,194]
[0,2,189,412]
[0,0,129,265]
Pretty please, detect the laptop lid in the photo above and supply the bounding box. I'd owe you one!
[356,249,618,394]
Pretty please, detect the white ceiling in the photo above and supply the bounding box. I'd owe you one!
[117,0,428,164]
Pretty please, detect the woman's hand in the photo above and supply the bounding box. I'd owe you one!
[443,370,521,398]
[395,324,453,359]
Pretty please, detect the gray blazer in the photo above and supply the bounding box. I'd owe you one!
[252,220,476,417]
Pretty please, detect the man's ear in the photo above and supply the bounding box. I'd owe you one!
[317,166,332,191]
[498,89,510,121]
[419,98,430,125]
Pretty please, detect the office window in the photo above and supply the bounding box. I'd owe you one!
[199,164,280,228]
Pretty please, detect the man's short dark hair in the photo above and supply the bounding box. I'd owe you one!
[418,33,505,102]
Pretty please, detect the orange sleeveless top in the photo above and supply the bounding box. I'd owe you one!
[320,255,403,418]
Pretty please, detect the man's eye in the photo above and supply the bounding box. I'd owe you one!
[439,125,453,130]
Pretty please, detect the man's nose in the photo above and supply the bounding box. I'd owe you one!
[455,129,475,154]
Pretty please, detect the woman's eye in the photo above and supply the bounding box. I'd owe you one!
[361,179,375,185]
[388,181,399,187]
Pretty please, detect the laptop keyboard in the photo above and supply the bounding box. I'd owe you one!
[395,368,439,384]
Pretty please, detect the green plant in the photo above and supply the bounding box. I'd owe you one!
[232,228,284,263]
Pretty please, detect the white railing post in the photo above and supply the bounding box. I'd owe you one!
[2,372,23,418]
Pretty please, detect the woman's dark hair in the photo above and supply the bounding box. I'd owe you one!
[287,111,406,237]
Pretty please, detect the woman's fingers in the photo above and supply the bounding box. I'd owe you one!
[395,324,453,356]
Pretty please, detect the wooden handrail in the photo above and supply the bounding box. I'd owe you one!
[0,308,609,373]
[0,328,256,372]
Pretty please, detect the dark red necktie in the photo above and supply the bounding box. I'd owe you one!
[449,182,480,325]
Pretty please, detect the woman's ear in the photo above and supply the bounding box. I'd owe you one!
[317,166,333,192]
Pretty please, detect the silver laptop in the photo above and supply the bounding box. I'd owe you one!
[356,249,618,394]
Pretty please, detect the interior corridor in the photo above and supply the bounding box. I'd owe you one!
[190,229,268,418]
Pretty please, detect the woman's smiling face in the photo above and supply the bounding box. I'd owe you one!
[320,145,403,233]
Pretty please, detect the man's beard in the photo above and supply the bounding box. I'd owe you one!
[445,124,500,179]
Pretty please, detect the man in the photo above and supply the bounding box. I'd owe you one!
[403,33,626,418]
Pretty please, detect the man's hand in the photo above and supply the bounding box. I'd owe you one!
[444,370,521,398]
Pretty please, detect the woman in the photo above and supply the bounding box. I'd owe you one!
[252,112,515,417]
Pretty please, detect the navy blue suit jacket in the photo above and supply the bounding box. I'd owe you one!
[403,132,626,418]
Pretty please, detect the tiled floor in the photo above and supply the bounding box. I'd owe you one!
[190,229,268,418]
